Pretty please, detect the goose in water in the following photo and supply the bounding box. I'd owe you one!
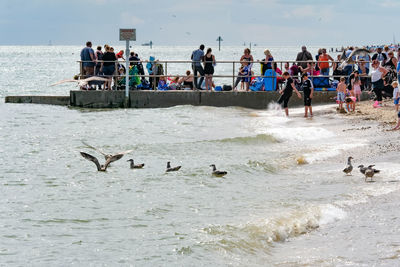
[80,152,123,172]
[338,48,370,70]
[127,159,145,169]
[82,141,133,163]
[51,76,109,88]
[343,156,354,175]
[166,161,181,172]
[210,164,227,177]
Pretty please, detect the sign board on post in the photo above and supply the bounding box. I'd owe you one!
[119,28,136,41]
[119,28,136,105]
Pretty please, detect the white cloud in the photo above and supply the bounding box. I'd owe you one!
[120,12,145,26]
[379,0,400,7]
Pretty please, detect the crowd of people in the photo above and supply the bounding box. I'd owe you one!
[80,41,400,116]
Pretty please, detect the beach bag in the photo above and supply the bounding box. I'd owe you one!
[223,85,232,91]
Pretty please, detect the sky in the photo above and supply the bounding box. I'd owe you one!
[0,0,399,46]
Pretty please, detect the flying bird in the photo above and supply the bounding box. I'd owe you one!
[127,159,145,169]
[81,141,133,163]
[338,48,371,70]
[210,164,227,177]
[80,152,123,172]
[343,156,354,175]
[50,76,109,87]
[166,161,181,172]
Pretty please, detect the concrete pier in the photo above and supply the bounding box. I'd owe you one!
[69,90,339,109]
[6,90,369,109]
[5,95,70,105]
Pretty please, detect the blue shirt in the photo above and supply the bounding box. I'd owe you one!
[80,47,95,67]
[192,49,204,67]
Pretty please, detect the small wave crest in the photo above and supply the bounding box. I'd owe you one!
[216,134,278,145]
[202,205,346,253]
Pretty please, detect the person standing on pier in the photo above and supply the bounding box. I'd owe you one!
[80,41,96,78]
[203,48,215,91]
[296,46,313,71]
[191,44,205,89]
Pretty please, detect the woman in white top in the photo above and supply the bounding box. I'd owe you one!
[370,60,388,105]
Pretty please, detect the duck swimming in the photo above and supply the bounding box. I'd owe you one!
[127,159,145,169]
[210,164,227,177]
[343,156,353,175]
[80,152,123,172]
[166,161,181,172]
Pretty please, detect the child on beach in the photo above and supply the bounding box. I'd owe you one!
[277,72,302,116]
[351,71,362,102]
[336,77,347,111]
[393,81,399,111]
[302,73,314,117]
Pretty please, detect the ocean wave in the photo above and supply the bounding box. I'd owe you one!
[215,134,278,145]
[202,204,346,252]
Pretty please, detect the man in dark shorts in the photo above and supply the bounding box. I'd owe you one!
[277,72,302,116]
[302,73,314,117]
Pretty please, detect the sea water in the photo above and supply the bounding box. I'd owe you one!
[1,46,400,266]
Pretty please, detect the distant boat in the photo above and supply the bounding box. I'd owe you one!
[48,40,52,46]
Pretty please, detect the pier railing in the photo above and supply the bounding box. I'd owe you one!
[78,59,372,90]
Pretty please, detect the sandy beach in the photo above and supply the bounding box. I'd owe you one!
[346,98,398,126]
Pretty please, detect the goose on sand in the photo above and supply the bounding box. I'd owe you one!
[210,164,227,177]
[343,156,354,175]
[127,159,145,169]
[358,164,380,175]
[166,161,181,172]
[364,166,378,182]
[80,152,123,172]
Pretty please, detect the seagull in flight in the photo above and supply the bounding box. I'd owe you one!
[50,76,109,87]
[82,141,133,163]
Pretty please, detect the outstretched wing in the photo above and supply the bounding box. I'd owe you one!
[83,76,110,83]
[104,154,124,170]
[115,149,134,156]
[50,79,78,86]
[81,141,109,157]
[80,152,101,171]
[349,48,370,59]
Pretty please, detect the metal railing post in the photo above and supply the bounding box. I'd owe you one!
[232,62,235,89]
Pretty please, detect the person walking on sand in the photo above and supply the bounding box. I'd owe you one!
[191,44,205,89]
[336,77,347,111]
[301,73,314,117]
[370,60,388,106]
[277,72,302,116]
[392,81,399,111]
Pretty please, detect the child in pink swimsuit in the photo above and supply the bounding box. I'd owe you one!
[352,76,362,102]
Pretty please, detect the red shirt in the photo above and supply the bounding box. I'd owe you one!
[116,51,124,58]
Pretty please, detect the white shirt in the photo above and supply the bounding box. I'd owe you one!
[393,87,399,99]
